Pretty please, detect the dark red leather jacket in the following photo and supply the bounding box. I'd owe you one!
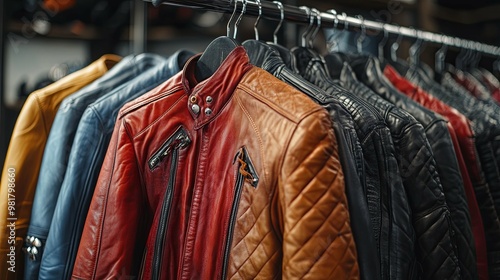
[384,64,490,280]
[71,47,359,279]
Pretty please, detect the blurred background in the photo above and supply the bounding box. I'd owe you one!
[2,0,500,169]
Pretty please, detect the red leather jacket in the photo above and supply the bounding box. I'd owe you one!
[384,65,489,280]
[72,47,359,279]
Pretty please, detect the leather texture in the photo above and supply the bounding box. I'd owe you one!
[474,68,500,103]
[292,47,418,280]
[329,56,460,280]
[391,62,500,279]
[243,39,380,280]
[71,47,359,279]
[328,54,476,280]
[440,74,500,215]
[385,64,489,280]
[35,51,192,280]
[24,53,166,280]
[0,54,120,280]
[450,65,493,102]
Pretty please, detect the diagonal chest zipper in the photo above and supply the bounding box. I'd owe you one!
[221,146,259,279]
[148,126,191,280]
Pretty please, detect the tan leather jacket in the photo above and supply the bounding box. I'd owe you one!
[72,47,359,279]
[0,54,120,280]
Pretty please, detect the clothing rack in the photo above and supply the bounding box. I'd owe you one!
[147,0,500,57]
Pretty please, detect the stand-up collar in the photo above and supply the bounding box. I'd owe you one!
[182,46,252,129]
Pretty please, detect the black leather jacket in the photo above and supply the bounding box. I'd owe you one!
[392,62,500,279]
[327,54,477,280]
[242,40,380,280]
[291,47,418,280]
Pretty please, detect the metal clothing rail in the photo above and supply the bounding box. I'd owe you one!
[147,0,500,57]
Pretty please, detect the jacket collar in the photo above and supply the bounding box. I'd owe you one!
[182,46,252,129]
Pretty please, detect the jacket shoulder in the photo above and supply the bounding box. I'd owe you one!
[238,67,326,123]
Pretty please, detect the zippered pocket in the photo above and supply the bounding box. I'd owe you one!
[149,126,191,280]
[221,146,259,279]
[148,126,191,170]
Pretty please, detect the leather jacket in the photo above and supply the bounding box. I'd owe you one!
[392,62,500,279]
[440,74,500,212]
[0,54,120,280]
[448,65,492,102]
[328,54,476,280]
[25,53,167,280]
[292,47,418,280]
[332,59,460,280]
[71,47,359,279]
[384,64,489,280]
[470,68,500,103]
[242,40,380,280]
[32,51,193,280]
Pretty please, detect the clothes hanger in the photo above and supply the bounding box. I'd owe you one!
[253,0,262,41]
[408,30,424,68]
[194,0,241,82]
[325,9,340,53]
[265,1,295,68]
[378,24,389,62]
[356,15,366,54]
[390,25,403,62]
[434,35,448,82]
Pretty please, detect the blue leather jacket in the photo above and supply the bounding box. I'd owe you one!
[24,51,193,279]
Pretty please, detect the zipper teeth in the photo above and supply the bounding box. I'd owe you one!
[152,147,179,280]
[221,162,245,279]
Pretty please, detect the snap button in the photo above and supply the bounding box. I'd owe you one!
[191,104,200,115]
[205,108,213,115]
[206,96,213,103]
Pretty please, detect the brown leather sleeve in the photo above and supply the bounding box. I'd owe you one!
[279,110,359,279]
[72,119,145,280]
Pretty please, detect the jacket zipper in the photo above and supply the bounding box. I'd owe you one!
[221,147,259,279]
[221,162,244,280]
[150,127,191,280]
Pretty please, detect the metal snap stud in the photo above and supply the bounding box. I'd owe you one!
[190,95,197,103]
[205,108,213,115]
[191,104,200,115]
[33,238,42,247]
[206,96,213,103]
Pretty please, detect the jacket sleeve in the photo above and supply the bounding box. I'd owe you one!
[72,118,145,280]
[279,110,359,279]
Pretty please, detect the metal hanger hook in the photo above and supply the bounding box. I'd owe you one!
[356,15,366,53]
[391,25,403,61]
[299,6,314,47]
[409,28,423,65]
[272,1,284,44]
[253,0,262,40]
[227,0,239,37]
[326,9,339,51]
[233,0,247,38]
[309,8,321,48]
[435,34,448,74]
[341,12,348,31]
[378,24,389,60]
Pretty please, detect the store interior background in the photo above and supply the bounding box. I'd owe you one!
[2,0,500,171]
